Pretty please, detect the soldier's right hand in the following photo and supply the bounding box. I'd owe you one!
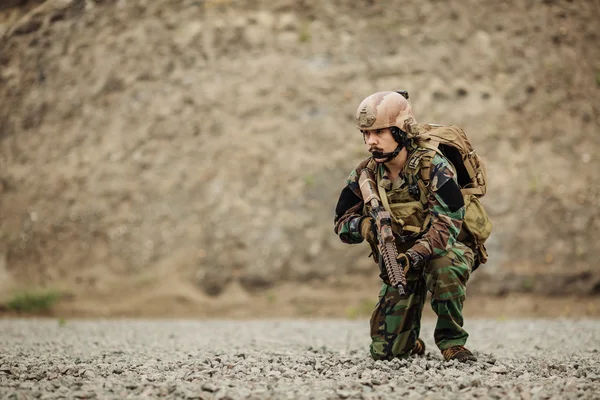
[360,217,377,244]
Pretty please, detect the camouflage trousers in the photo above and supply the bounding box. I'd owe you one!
[369,242,474,360]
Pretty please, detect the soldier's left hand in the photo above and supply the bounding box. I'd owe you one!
[396,253,411,275]
[404,249,425,272]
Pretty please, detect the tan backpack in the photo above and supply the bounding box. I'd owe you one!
[406,122,493,267]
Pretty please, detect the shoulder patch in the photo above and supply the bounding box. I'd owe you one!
[406,148,436,181]
[407,150,428,169]
[407,154,421,169]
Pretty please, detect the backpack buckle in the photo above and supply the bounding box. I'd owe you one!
[408,184,420,198]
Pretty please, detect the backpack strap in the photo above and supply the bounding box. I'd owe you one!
[418,133,487,197]
[413,137,445,160]
[405,147,437,188]
[459,151,486,196]
[376,175,396,219]
[403,148,437,234]
[462,187,485,196]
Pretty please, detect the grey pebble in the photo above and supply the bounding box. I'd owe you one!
[201,382,219,392]
[489,365,508,374]
[0,319,599,399]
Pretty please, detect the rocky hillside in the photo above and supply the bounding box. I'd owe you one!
[0,0,599,314]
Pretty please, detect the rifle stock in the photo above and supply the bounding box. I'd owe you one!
[358,168,407,295]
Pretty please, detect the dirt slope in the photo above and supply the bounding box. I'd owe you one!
[0,0,599,316]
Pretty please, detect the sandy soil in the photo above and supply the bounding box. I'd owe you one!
[0,0,599,317]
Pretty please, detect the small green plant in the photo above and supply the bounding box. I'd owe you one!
[298,21,311,43]
[358,299,376,314]
[346,299,376,319]
[304,174,315,187]
[521,277,535,292]
[596,70,600,86]
[6,290,62,313]
[345,306,359,319]
[58,317,67,327]
[528,175,539,193]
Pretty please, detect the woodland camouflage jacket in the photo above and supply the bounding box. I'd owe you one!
[334,148,465,261]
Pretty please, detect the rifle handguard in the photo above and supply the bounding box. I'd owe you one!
[382,242,407,292]
[358,168,408,295]
[396,253,411,276]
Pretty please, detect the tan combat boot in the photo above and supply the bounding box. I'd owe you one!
[411,338,426,356]
[441,345,477,362]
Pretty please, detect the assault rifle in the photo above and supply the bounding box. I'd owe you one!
[358,168,407,295]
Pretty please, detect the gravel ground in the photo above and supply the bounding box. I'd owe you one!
[0,319,599,399]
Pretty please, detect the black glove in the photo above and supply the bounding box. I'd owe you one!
[398,249,425,272]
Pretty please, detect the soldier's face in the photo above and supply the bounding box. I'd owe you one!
[363,128,396,160]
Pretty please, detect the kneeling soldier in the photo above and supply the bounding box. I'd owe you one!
[334,91,478,363]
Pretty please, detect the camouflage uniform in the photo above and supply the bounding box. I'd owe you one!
[334,148,474,361]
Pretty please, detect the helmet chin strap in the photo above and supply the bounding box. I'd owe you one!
[371,144,404,162]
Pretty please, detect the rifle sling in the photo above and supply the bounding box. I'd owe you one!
[376,169,423,234]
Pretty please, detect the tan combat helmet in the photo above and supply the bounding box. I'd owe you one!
[355,91,416,135]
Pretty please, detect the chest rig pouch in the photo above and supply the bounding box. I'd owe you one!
[374,148,435,240]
